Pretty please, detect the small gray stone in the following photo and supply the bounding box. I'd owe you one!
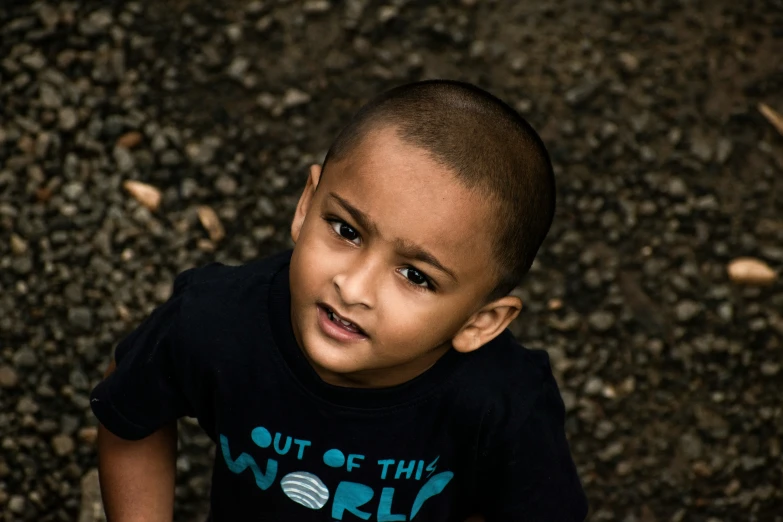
[12,255,33,274]
[588,310,615,332]
[565,80,602,107]
[667,177,688,198]
[113,146,135,172]
[69,368,89,390]
[693,404,729,437]
[303,0,331,13]
[618,52,639,73]
[215,175,237,195]
[679,432,703,459]
[716,138,733,164]
[39,83,62,108]
[560,389,577,412]
[675,300,702,322]
[79,469,107,522]
[59,107,79,131]
[61,414,80,435]
[69,307,93,330]
[584,376,604,396]
[9,495,26,513]
[52,434,76,456]
[690,132,713,162]
[227,56,250,79]
[0,365,19,388]
[64,282,84,303]
[282,88,311,109]
[13,347,37,367]
[80,9,113,36]
[21,51,46,70]
[761,361,780,376]
[16,396,39,414]
[548,312,581,332]
[62,181,85,200]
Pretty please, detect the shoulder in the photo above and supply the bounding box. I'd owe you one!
[170,249,291,333]
[457,330,563,431]
[465,330,555,403]
[174,248,291,296]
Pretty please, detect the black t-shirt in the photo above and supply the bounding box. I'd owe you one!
[90,249,587,521]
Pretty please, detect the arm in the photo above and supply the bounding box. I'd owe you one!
[97,360,178,522]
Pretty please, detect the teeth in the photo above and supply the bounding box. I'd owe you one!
[326,307,359,332]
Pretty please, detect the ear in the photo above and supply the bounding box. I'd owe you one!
[290,164,323,244]
[451,296,523,353]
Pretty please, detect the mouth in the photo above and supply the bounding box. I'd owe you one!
[317,304,368,340]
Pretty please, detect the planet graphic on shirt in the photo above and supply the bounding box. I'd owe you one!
[280,471,330,510]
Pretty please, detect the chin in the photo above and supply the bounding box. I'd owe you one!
[302,337,366,376]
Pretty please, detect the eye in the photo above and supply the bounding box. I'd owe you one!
[399,267,434,291]
[328,219,360,245]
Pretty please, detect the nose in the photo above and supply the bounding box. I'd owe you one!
[332,255,378,309]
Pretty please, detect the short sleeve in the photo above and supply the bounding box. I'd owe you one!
[90,268,197,441]
[479,374,588,521]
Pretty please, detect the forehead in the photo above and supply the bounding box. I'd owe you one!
[320,127,497,285]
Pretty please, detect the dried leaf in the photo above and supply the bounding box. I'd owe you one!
[758,103,783,137]
[35,186,52,203]
[547,298,563,311]
[197,205,225,242]
[116,131,143,149]
[727,257,777,286]
[123,180,161,211]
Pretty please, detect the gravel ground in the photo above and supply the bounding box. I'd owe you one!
[1,1,782,521]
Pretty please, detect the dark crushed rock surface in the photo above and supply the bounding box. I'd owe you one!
[1,0,782,521]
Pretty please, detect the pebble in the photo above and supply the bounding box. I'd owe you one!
[10,233,28,255]
[17,396,40,414]
[13,346,38,367]
[79,469,106,522]
[215,174,238,195]
[0,365,19,388]
[675,300,702,322]
[679,432,703,459]
[565,80,602,106]
[9,495,26,513]
[58,107,78,131]
[584,376,604,396]
[69,307,94,330]
[303,0,331,13]
[282,88,311,109]
[52,434,76,456]
[78,427,99,445]
[588,310,615,332]
[113,146,135,172]
[618,52,639,73]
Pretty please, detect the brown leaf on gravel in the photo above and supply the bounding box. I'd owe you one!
[197,205,225,242]
[123,180,161,211]
[116,131,143,149]
[35,186,52,203]
[758,103,783,137]
[727,257,777,285]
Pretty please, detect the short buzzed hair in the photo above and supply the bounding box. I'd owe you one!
[320,80,555,304]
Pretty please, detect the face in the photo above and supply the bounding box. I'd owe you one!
[289,126,522,388]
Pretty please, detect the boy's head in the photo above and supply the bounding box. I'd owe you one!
[288,80,555,388]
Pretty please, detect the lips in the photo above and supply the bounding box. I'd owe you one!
[319,304,367,336]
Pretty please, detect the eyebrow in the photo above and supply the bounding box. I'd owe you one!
[327,192,459,283]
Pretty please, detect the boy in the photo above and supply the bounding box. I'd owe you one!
[91,80,588,521]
